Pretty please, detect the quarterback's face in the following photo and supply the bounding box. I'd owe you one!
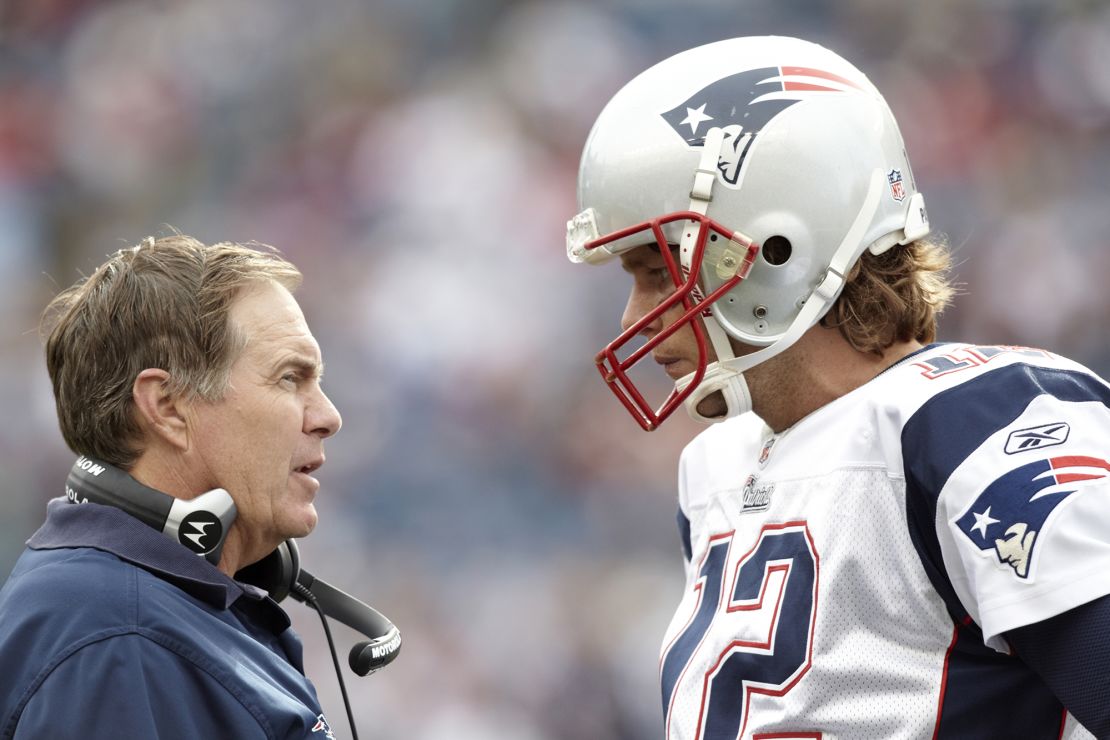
[619,243,719,380]
[187,280,342,562]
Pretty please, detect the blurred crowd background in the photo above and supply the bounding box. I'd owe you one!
[3,1,1110,737]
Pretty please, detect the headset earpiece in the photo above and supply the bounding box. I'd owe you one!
[235,540,301,602]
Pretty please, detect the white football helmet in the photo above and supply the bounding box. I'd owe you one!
[567,36,930,430]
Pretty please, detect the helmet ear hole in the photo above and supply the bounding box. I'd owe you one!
[762,236,792,266]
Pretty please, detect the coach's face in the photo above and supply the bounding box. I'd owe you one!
[189,280,342,567]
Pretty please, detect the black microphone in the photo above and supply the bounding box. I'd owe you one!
[245,540,402,676]
[290,569,402,676]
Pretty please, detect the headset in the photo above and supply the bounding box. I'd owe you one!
[65,455,400,738]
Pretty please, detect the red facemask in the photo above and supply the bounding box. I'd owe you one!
[585,211,760,431]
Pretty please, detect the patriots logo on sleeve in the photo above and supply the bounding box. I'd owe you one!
[661,66,863,187]
[955,455,1110,578]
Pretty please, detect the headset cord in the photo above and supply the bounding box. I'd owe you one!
[292,581,360,740]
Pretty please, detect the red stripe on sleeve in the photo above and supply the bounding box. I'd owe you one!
[1055,472,1105,484]
[1049,455,1110,471]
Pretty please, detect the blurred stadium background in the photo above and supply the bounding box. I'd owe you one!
[3,1,1110,737]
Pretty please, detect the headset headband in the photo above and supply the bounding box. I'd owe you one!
[66,455,236,565]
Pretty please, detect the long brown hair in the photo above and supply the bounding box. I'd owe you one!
[820,238,955,354]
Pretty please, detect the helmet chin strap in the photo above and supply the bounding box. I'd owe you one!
[677,167,888,424]
[677,354,753,422]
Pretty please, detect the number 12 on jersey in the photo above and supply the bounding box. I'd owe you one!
[660,523,820,740]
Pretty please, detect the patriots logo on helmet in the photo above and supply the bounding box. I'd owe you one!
[661,66,863,187]
[955,455,1110,578]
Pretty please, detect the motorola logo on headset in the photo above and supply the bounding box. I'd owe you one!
[75,456,107,477]
[178,511,224,554]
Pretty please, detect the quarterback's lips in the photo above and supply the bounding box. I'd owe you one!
[655,356,685,378]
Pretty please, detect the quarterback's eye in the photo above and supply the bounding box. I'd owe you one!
[655,244,682,283]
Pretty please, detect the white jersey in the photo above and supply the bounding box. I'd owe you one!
[662,343,1110,739]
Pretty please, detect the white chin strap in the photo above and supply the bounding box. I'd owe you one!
[677,353,753,423]
[677,164,889,424]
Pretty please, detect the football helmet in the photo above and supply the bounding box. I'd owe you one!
[567,36,930,430]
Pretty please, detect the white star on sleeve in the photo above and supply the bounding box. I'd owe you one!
[970,507,1000,538]
[680,103,714,134]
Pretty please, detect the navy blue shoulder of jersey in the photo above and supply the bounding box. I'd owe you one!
[899,361,1110,737]
[901,362,1110,621]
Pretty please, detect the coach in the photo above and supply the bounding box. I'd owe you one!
[0,236,344,738]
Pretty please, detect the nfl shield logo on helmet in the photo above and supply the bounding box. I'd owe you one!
[887,169,906,201]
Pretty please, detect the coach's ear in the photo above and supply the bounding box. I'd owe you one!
[132,369,189,451]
